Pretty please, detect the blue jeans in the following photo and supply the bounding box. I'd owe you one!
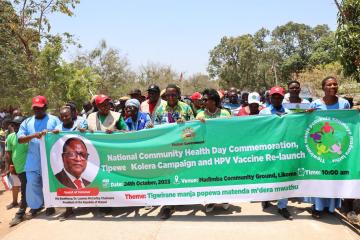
[277,198,288,209]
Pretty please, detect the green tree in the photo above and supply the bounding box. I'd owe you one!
[138,63,178,90]
[253,28,280,89]
[0,0,80,110]
[66,66,101,109]
[0,1,31,107]
[208,22,338,90]
[6,0,79,82]
[182,74,219,95]
[271,22,314,79]
[335,0,360,82]
[74,40,135,97]
[308,25,337,67]
[208,35,259,89]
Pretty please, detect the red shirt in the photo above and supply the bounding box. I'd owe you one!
[149,101,157,115]
[237,106,263,116]
[237,106,250,116]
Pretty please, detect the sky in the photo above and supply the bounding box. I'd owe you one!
[49,0,339,77]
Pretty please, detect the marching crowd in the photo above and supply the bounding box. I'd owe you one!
[0,76,359,226]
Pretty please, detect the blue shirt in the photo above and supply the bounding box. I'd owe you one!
[17,114,60,171]
[310,97,350,110]
[125,112,151,131]
[223,103,241,116]
[75,116,88,129]
[55,117,88,131]
[55,123,77,131]
[259,104,291,115]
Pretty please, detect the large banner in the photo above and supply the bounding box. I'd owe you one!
[41,110,360,207]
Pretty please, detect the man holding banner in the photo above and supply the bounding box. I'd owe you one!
[154,84,194,219]
[282,80,310,112]
[17,96,60,217]
[154,84,194,125]
[53,106,89,220]
[260,86,293,220]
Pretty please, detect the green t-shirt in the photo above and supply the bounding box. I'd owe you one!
[98,114,127,130]
[196,109,230,119]
[6,132,28,173]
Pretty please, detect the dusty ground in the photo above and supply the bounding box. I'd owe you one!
[0,183,359,240]
[0,185,22,239]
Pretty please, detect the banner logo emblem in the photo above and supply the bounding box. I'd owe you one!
[304,117,353,163]
[182,127,196,140]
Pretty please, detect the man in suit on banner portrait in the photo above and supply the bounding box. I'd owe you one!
[55,137,90,189]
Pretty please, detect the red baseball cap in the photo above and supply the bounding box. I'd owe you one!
[190,92,202,101]
[32,95,47,108]
[95,94,111,106]
[269,86,285,96]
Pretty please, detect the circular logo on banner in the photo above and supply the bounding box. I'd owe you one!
[182,127,196,140]
[304,117,353,163]
[50,134,100,189]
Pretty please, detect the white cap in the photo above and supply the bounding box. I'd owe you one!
[248,92,261,105]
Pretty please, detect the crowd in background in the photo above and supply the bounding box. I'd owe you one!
[0,76,359,226]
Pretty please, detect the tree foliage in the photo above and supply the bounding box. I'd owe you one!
[2,1,359,112]
[74,40,135,97]
[208,35,261,90]
[335,0,360,82]
[208,22,337,90]
[0,0,80,111]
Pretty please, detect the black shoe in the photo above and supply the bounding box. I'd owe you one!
[312,209,322,219]
[6,202,19,210]
[278,208,293,220]
[26,207,43,220]
[160,207,174,220]
[59,208,74,221]
[205,204,215,213]
[30,207,43,216]
[9,216,23,227]
[262,201,271,210]
[45,207,55,216]
[100,207,112,214]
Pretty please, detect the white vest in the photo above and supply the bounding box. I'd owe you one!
[87,111,121,131]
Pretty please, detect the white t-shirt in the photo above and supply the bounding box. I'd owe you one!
[282,98,310,104]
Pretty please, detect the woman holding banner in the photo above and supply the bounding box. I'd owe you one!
[306,76,350,219]
[196,88,231,213]
[196,89,230,121]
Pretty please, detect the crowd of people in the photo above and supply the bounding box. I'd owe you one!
[0,76,359,226]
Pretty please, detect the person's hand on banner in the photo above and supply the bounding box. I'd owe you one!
[198,117,206,123]
[305,108,316,113]
[52,129,60,134]
[353,106,360,112]
[105,129,113,134]
[176,119,185,124]
[32,132,44,139]
[41,129,49,137]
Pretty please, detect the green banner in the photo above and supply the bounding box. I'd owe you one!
[41,110,360,207]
